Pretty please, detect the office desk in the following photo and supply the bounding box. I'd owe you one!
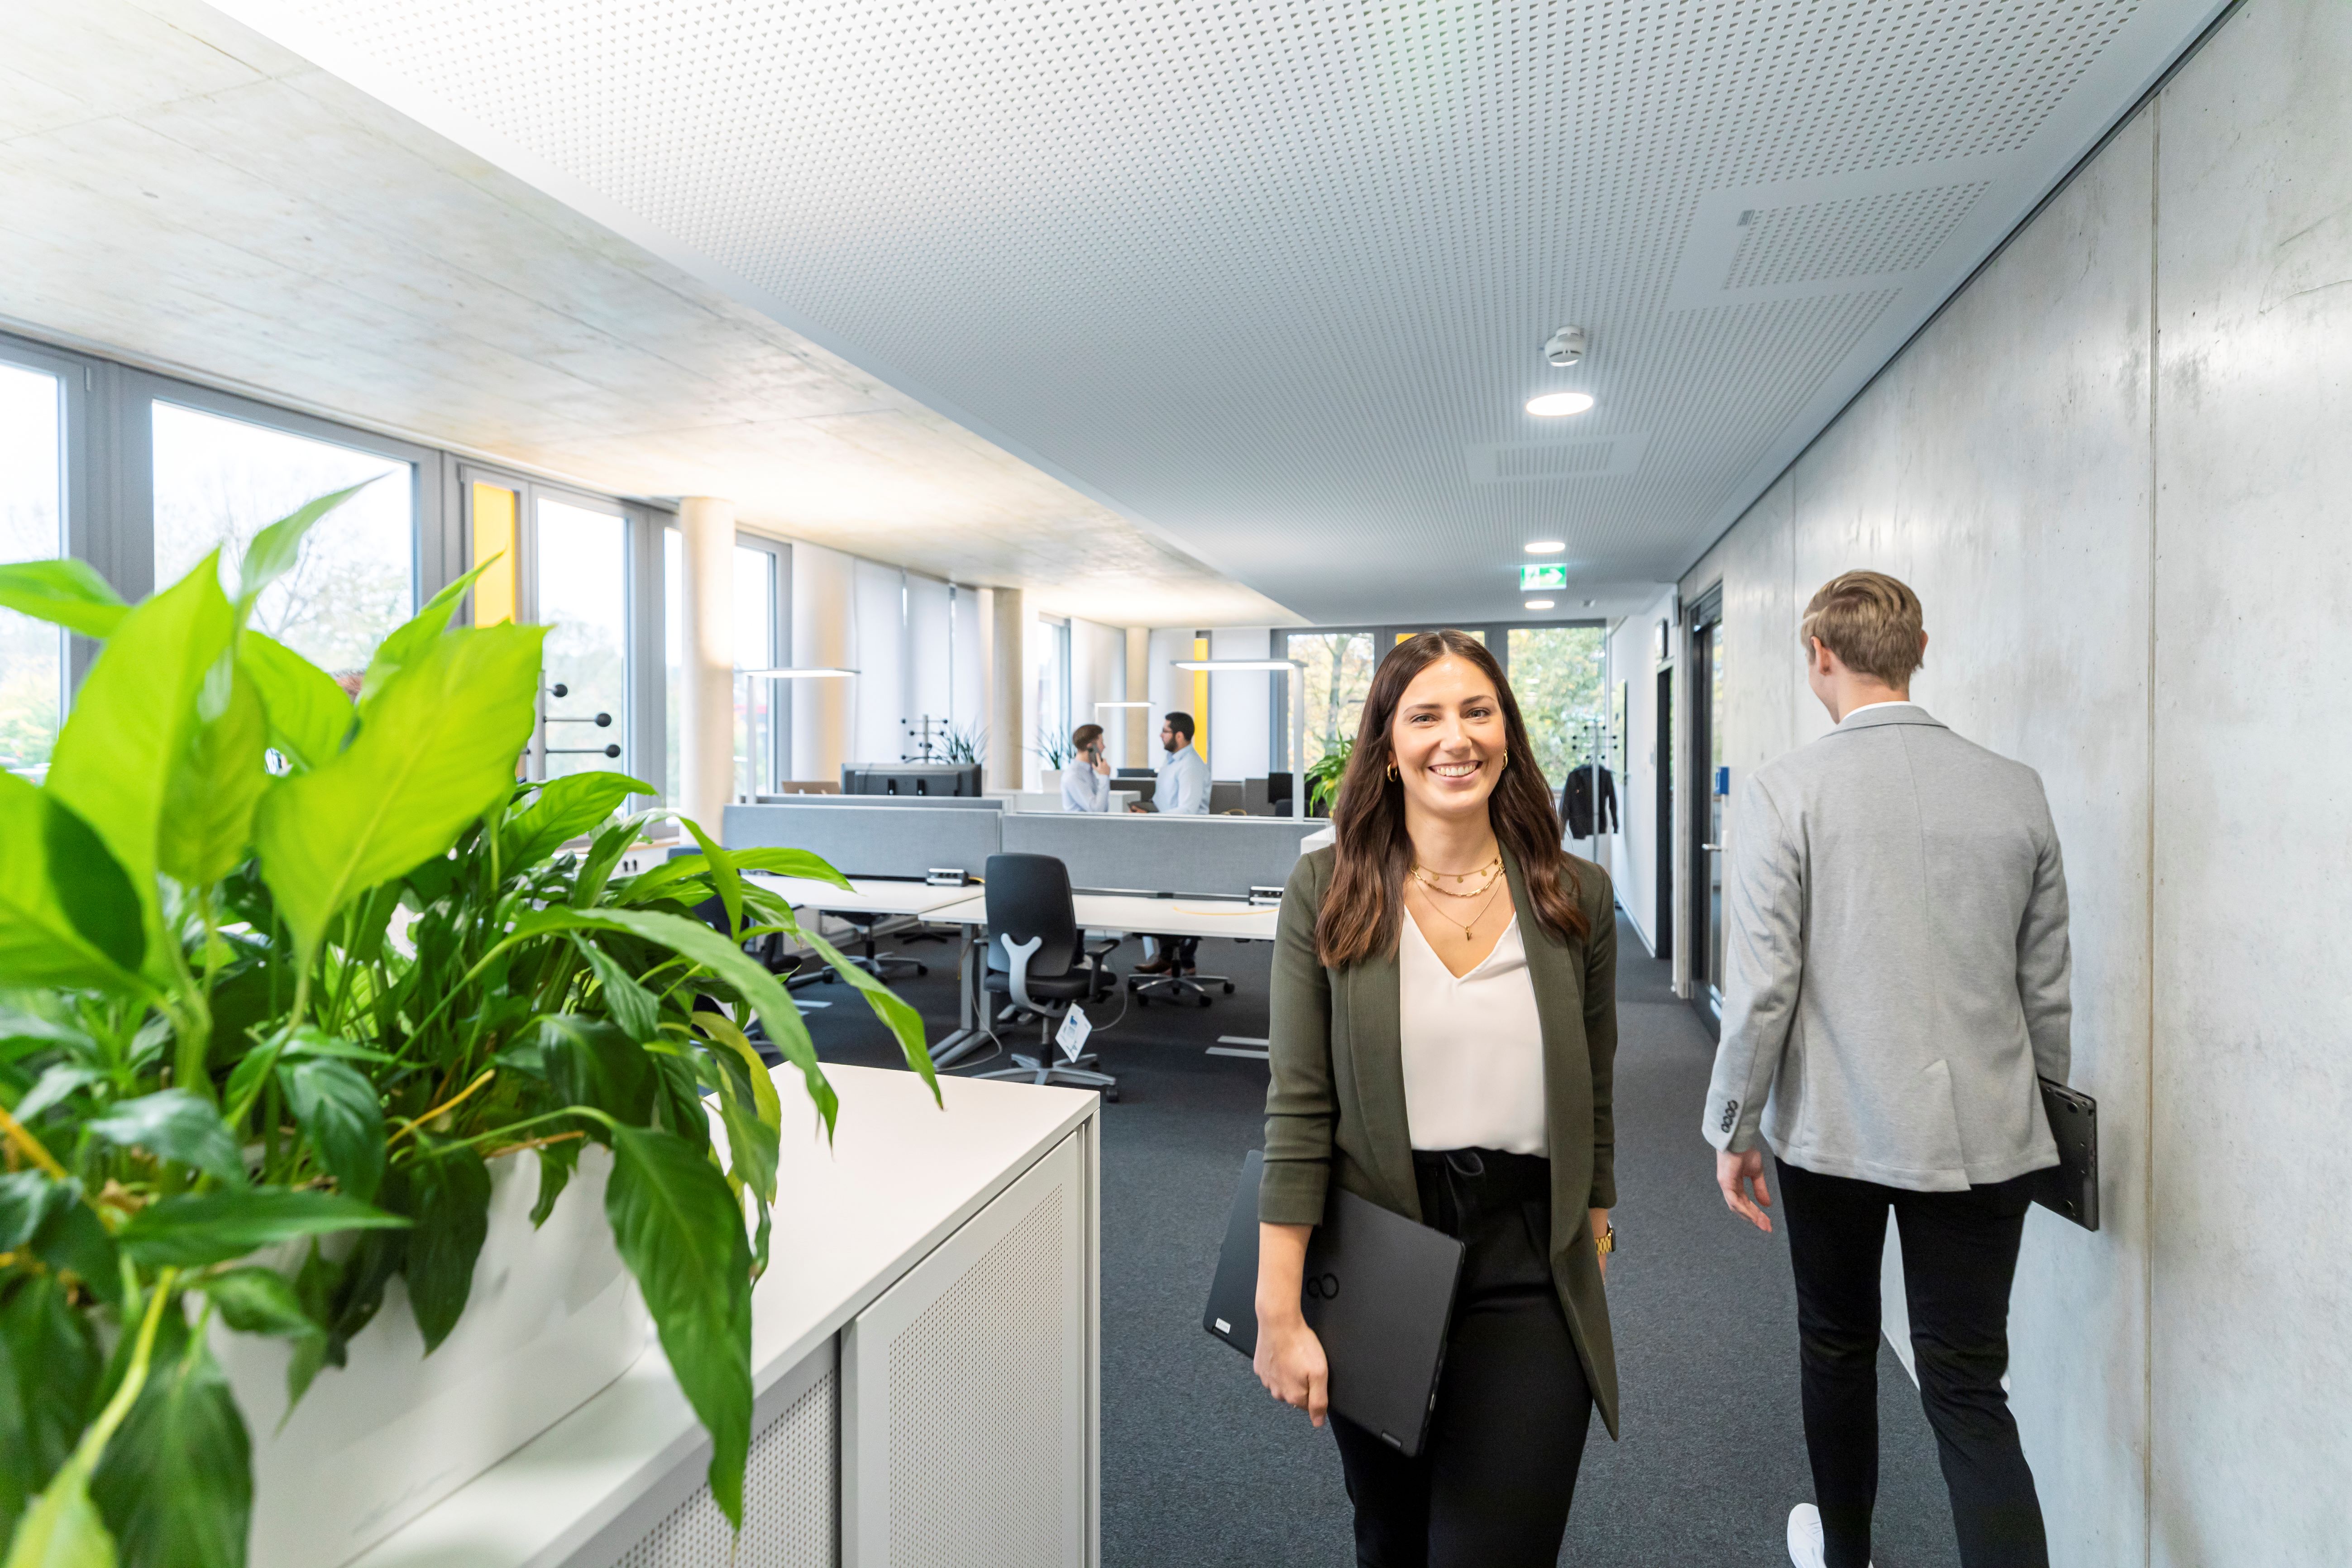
[919,893,1279,1065]
[349,1066,1099,1568]
[745,873,977,918]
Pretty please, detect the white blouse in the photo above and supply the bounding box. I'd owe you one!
[1398,910,1549,1155]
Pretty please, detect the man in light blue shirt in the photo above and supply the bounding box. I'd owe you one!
[1133,711,1209,975]
[1152,712,1210,816]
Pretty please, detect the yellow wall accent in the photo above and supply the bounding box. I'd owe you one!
[470,481,517,626]
[1191,635,1209,763]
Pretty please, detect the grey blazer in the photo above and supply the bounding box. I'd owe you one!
[1262,844,1622,1436]
[1701,705,2072,1191]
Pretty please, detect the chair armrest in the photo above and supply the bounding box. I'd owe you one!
[1082,935,1121,958]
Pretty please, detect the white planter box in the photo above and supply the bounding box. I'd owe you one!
[216,1147,650,1568]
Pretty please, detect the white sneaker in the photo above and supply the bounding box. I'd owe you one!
[1786,1503,1872,1568]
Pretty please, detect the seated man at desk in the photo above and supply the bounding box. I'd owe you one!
[1130,711,1209,976]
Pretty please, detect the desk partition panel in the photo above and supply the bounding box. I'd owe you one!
[723,803,1002,881]
[1000,813,1321,898]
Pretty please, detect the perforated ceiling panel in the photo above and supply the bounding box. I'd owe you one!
[221,0,2222,622]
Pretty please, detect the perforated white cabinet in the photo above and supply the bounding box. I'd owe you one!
[346,1068,1099,1568]
[843,1130,1090,1568]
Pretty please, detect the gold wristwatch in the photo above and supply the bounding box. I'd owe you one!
[1595,1222,1616,1257]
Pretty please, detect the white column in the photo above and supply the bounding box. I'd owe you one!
[988,587,1025,793]
[677,497,735,834]
[1124,626,1149,767]
[790,542,856,785]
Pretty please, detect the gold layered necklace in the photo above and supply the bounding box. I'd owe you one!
[1410,852,1504,941]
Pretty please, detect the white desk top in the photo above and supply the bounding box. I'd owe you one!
[352,1066,1095,1567]
[925,891,1279,942]
[745,873,977,916]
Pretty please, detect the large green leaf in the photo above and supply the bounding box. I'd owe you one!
[80,1091,245,1188]
[23,1193,120,1309]
[279,1058,384,1203]
[45,555,235,977]
[394,1141,490,1355]
[540,1017,655,1128]
[0,1176,74,1254]
[0,1273,101,1544]
[505,772,653,870]
[605,1125,751,1528]
[355,557,494,710]
[0,779,147,996]
[573,937,659,1043]
[157,667,268,888]
[233,483,372,614]
[2,1468,115,1568]
[89,1328,250,1568]
[614,845,851,910]
[253,621,546,961]
[237,634,352,773]
[678,820,743,938]
[117,1190,407,1270]
[194,1268,318,1342]
[0,559,127,641]
[693,1013,780,1207]
[515,907,839,1135]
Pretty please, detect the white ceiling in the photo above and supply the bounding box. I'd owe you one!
[193,0,2224,627]
[0,0,1294,628]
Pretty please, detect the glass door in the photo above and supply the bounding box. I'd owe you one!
[1686,594,1725,1034]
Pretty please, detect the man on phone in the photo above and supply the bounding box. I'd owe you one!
[1702,571,2072,1568]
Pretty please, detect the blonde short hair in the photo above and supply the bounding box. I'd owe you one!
[1801,571,1925,686]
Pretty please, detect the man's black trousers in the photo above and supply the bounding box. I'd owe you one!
[1776,1159,2050,1568]
[1331,1149,1592,1568]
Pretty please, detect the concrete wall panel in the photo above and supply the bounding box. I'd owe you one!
[1679,102,2160,1567]
[2149,2,2352,1560]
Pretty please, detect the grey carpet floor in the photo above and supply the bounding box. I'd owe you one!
[803,915,1961,1568]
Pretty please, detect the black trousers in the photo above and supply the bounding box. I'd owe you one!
[1776,1160,2049,1568]
[1332,1149,1592,1568]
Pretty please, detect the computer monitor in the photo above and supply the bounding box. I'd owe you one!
[839,762,985,798]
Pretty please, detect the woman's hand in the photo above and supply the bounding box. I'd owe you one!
[1254,1310,1331,1425]
[1253,1222,1329,1425]
[1590,1206,1612,1281]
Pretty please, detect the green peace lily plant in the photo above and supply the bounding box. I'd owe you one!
[1304,732,1353,815]
[0,484,935,1564]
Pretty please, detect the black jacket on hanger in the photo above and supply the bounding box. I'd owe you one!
[1561,766,1619,839]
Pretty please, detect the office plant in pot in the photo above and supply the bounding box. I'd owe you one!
[0,486,933,1568]
[1304,734,1353,817]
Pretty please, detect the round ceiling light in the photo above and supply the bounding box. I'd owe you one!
[1524,540,1565,554]
[1525,392,1595,417]
[1525,598,1555,610]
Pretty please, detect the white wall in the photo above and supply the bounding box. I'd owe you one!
[1606,587,1676,956]
[1209,626,1272,781]
[1146,626,1192,764]
[850,558,905,765]
[951,585,985,739]
[907,574,953,757]
[1069,616,1123,752]
[1671,5,2352,1557]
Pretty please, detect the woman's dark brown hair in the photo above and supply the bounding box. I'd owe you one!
[1315,630,1586,966]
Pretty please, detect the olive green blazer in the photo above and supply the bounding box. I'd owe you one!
[1260,842,1621,1437]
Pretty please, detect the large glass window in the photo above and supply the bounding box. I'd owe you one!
[535,497,629,781]
[1506,626,1607,794]
[664,527,683,802]
[1285,631,1377,772]
[0,363,64,778]
[152,402,413,675]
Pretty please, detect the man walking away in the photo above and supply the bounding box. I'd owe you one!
[1702,571,2071,1568]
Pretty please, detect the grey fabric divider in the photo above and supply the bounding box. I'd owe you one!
[999,813,1321,897]
[722,803,1001,880]
[751,794,1002,810]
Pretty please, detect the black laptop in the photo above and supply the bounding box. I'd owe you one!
[1203,1151,1464,1456]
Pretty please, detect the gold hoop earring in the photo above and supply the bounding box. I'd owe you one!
[1499,750,1508,770]
[1385,759,1399,782]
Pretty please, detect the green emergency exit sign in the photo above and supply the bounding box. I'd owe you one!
[1520,563,1568,591]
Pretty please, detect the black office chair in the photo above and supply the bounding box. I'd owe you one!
[817,909,928,982]
[973,854,1120,1098]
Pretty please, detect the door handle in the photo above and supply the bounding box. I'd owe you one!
[1700,842,1722,852]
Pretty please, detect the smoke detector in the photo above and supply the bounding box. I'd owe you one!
[1543,326,1587,368]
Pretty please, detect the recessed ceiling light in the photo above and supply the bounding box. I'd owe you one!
[1525,392,1595,417]
[1524,540,1565,554]
[1525,598,1555,610]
